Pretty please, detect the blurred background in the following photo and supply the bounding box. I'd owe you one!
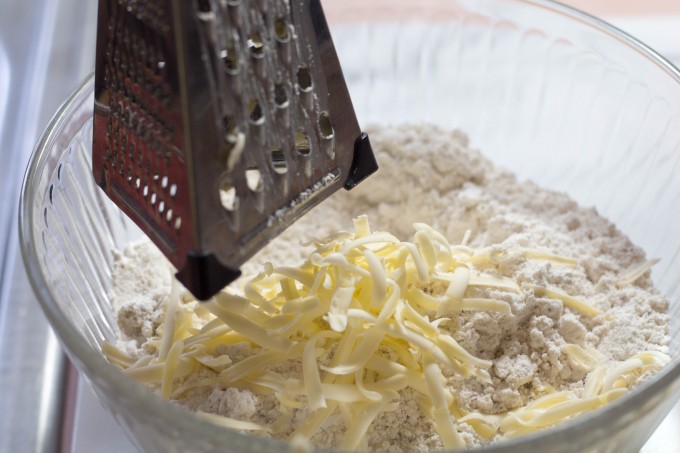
[0,1,678,452]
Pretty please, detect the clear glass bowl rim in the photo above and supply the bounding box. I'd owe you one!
[18,0,680,451]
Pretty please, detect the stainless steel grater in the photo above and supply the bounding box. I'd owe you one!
[93,0,377,300]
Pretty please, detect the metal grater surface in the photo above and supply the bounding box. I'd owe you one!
[93,0,377,299]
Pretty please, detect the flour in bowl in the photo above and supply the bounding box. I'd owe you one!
[106,124,670,451]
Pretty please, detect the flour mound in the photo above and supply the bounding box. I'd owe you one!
[112,124,669,450]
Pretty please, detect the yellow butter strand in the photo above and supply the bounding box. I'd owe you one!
[340,391,399,450]
[204,300,293,352]
[197,411,270,432]
[617,259,660,286]
[353,215,372,238]
[562,344,602,371]
[158,277,180,360]
[437,265,470,316]
[522,249,578,268]
[423,355,464,449]
[161,340,185,398]
[123,357,195,384]
[303,331,340,410]
[363,248,387,312]
[414,229,438,269]
[528,284,602,316]
[102,342,135,367]
[171,376,220,399]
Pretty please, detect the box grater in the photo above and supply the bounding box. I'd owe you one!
[92,0,377,300]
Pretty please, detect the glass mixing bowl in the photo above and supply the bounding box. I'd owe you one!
[19,0,680,452]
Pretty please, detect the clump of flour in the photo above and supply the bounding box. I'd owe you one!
[111,124,669,450]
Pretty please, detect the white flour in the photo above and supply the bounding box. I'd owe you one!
[111,124,669,450]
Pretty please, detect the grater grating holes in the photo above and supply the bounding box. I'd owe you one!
[222,115,241,148]
[247,99,264,125]
[245,168,263,192]
[219,181,238,211]
[295,129,311,155]
[274,82,288,108]
[247,32,265,58]
[296,66,313,92]
[274,17,289,42]
[220,47,239,74]
[196,0,211,14]
[271,147,288,174]
[318,112,334,139]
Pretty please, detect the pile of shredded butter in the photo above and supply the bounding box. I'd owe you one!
[105,125,671,451]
